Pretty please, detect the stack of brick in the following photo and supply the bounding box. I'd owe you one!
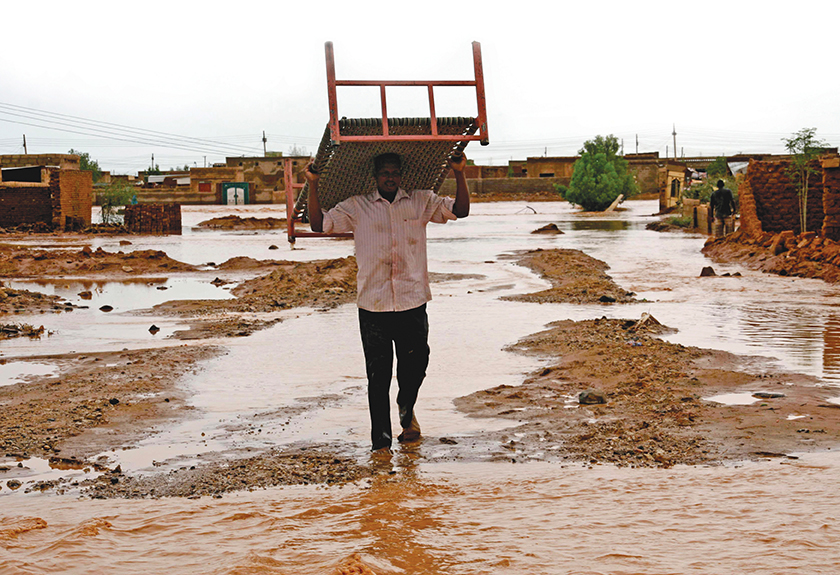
[822,157,840,241]
[124,204,182,235]
[743,159,824,236]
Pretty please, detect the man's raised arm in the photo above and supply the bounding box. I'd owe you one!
[449,153,470,218]
[304,162,324,232]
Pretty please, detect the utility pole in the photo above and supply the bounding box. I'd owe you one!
[621,139,624,156]
[672,124,677,160]
[635,134,639,154]
[262,131,267,156]
[22,134,27,154]
[204,156,207,168]
[151,153,154,168]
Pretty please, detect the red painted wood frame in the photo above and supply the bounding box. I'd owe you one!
[284,157,352,244]
[285,42,489,245]
[325,41,489,146]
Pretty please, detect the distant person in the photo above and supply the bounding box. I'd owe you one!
[710,179,736,237]
[305,152,469,453]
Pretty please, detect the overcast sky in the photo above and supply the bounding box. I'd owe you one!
[1,0,838,175]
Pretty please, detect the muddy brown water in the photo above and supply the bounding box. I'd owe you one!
[3,201,840,573]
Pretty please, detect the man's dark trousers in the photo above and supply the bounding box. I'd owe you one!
[358,304,429,450]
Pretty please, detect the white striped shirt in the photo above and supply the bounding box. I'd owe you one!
[322,188,456,312]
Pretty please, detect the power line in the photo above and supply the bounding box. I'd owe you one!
[0,102,265,156]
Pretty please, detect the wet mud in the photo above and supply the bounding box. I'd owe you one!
[0,244,197,277]
[702,228,840,283]
[2,235,840,498]
[195,215,287,230]
[0,285,75,314]
[501,247,637,304]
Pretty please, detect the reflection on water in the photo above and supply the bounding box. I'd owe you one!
[568,219,633,231]
[2,455,840,574]
[9,277,233,313]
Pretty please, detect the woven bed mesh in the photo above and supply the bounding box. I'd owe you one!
[296,117,478,216]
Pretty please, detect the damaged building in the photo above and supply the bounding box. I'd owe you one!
[0,153,92,230]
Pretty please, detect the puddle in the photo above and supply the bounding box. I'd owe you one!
[0,313,190,358]
[10,277,234,314]
[704,392,760,406]
[0,455,101,496]
[0,361,58,387]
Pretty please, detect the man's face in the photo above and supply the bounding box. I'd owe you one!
[375,162,401,194]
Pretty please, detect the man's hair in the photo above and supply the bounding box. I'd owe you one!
[374,153,402,174]
[717,179,725,189]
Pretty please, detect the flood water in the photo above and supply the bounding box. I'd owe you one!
[2,200,840,574]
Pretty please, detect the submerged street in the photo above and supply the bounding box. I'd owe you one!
[2,200,840,574]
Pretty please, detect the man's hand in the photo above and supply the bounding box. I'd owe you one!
[304,161,320,184]
[448,153,467,172]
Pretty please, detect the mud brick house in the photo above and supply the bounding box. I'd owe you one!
[0,153,92,230]
[524,156,578,183]
[223,155,311,203]
[739,154,840,241]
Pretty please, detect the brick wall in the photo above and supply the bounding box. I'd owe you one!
[439,176,566,196]
[0,168,91,230]
[58,170,92,229]
[0,185,52,227]
[629,163,659,195]
[743,159,825,236]
[822,159,840,241]
[0,154,81,171]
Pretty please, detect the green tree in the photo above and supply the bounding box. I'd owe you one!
[783,127,828,233]
[144,163,161,183]
[566,135,638,211]
[706,156,728,179]
[99,181,135,224]
[68,149,102,183]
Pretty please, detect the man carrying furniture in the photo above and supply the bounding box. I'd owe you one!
[305,152,469,453]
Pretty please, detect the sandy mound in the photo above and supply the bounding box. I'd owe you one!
[0,245,197,278]
[502,248,636,304]
[195,215,286,230]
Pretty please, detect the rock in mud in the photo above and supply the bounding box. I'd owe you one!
[579,390,607,405]
[532,223,564,234]
[700,266,716,277]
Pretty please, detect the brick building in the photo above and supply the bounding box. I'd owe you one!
[0,154,92,230]
[739,155,840,241]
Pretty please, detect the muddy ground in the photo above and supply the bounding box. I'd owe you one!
[2,239,839,499]
[702,228,840,284]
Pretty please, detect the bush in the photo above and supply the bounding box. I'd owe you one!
[706,156,728,179]
[566,135,638,211]
[99,181,136,224]
[666,215,693,228]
